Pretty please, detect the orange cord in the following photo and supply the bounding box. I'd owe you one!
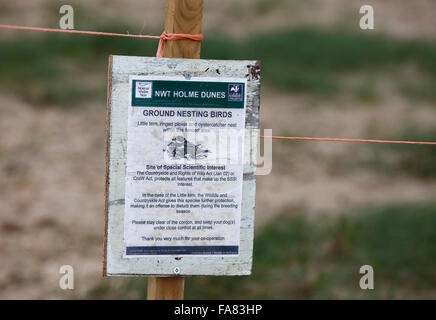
[0,24,203,57]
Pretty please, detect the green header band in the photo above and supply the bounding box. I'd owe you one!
[132,80,245,109]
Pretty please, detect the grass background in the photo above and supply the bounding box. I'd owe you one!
[86,203,436,299]
[1,27,436,107]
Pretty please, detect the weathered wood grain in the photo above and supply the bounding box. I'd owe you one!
[163,0,203,58]
[147,277,185,300]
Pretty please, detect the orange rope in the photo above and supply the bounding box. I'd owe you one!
[261,136,436,145]
[0,24,203,57]
[156,31,203,57]
[1,24,435,147]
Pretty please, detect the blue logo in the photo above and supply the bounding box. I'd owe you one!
[228,84,243,102]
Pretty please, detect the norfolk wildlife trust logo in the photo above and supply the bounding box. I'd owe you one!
[135,81,153,99]
[228,84,243,102]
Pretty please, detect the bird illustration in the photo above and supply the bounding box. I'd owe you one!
[165,136,209,160]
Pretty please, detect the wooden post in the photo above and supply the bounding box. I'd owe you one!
[163,0,203,59]
[147,277,185,300]
[147,0,203,300]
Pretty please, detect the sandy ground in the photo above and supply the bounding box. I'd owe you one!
[0,0,435,299]
[0,96,106,299]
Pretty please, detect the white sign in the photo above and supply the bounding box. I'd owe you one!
[124,76,247,257]
[104,56,260,276]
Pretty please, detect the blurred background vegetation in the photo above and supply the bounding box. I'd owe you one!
[1,27,436,107]
[0,0,435,299]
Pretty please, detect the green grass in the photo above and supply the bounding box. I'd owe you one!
[187,203,436,299]
[203,29,436,99]
[0,24,157,108]
[370,129,436,178]
[90,203,436,299]
[0,27,435,107]
[328,127,436,179]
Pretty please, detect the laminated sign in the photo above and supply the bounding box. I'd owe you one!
[104,56,260,276]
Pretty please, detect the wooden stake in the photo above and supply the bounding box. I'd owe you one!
[163,0,203,59]
[147,277,185,300]
[147,0,203,300]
